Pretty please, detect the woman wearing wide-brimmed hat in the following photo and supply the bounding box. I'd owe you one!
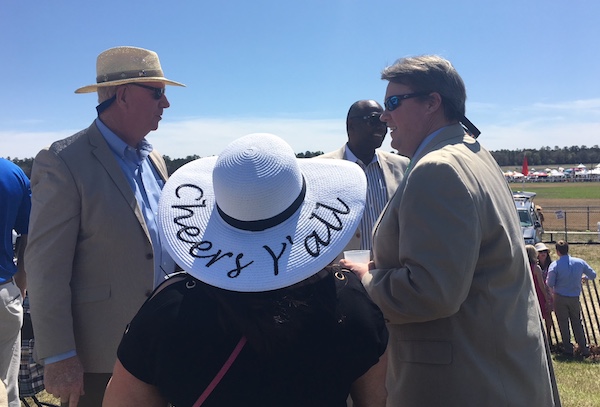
[103,133,389,407]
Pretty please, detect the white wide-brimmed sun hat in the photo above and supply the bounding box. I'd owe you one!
[158,133,367,292]
[75,46,185,93]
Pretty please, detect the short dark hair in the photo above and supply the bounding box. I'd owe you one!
[381,55,466,121]
[555,240,569,255]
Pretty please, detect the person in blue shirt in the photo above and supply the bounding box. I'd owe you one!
[546,240,597,357]
[0,157,31,407]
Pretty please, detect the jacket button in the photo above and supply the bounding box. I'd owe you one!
[145,290,153,297]
[355,232,361,238]
[146,253,153,260]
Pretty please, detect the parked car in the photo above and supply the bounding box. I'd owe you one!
[513,191,544,245]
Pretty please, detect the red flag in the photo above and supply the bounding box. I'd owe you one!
[522,156,529,176]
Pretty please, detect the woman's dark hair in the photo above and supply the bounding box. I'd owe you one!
[538,251,552,272]
[202,265,341,354]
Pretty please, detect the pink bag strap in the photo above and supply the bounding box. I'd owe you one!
[192,336,247,407]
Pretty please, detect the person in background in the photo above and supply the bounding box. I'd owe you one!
[546,240,597,357]
[0,158,31,407]
[526,244,553,341]
[25,46,185,407]
[343,55,560,407]
[536,242,553,280]
[319,100,408,261]
[535,242,555,339]
[103,133,388,407]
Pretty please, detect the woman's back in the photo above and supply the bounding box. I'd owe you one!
[117,269,387,407]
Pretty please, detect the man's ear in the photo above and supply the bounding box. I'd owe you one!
[426,92,443,113]
[114,85,129,107]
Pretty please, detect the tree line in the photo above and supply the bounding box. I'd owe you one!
[6,145,599,178]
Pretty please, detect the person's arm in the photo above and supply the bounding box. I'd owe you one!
[364,160,482,324]
[349,350,388,407]
[13,234,27,298]
[103,359,168,407]
[582,261,597,281]
[532,264,551,304]
[546,264,556,289]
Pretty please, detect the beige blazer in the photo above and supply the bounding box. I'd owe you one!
[364,124,560,406]
[25,122,170,373]
[318,146,409,260]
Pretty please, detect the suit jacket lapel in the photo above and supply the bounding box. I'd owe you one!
[88,123,150,238]
[376,150,404,199]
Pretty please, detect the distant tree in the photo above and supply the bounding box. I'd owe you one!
[296,151,324,158]
[163,155,201,175]
[7,157,34,178]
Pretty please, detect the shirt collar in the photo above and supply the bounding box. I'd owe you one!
[344,144,380,166]
[411,126,448,160]
[96,118,153,164]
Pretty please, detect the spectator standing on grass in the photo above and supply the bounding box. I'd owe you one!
[319,100,408,261]
[0,158,31,407]
[343,55,561,407]
[536,242,553,280]
[546,240,596,357]
[535,242,555,339]
[526,244,553,341]
[25,46,185,407]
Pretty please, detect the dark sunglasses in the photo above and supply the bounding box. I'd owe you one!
[130,83,166,99]
[384,92,429,111]
[349,113,383,126]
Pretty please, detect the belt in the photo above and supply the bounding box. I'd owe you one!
[0,278,14,287]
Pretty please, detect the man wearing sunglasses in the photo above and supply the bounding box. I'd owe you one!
[319,100,409,261]
[25,46,185,407]
[342,56,560,407]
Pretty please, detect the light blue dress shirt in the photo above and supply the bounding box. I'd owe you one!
[97,118,175,288]
[547,255,596,297]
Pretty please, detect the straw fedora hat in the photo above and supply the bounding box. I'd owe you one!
[158,133,367,292]
[75,46,185,93]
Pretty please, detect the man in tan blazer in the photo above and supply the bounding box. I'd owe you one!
[319,100,408,261]
[25,46,185,407]
[344,56,560,406]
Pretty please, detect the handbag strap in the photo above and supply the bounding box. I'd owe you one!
[192,336,247,407]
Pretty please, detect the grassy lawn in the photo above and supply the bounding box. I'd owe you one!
[509,182,600,200]
[553,354,600,407]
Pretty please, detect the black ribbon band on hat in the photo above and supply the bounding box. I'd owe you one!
[217,177,307,232]
[97,69,164,83]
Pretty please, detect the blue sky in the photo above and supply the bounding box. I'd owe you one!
[1,0,599,160]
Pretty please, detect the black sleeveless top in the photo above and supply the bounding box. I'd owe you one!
[117,270,388,407]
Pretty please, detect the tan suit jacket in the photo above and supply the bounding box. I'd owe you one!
[319,146,408,260]
[364,124,560,406]
[25,122,170,373]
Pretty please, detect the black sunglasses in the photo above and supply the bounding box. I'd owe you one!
[130,83,166,99]
[384,92,429,111]
[349,113,383,126]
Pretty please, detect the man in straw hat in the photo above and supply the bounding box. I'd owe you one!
[25,46,185,407]
[103,133,388,406]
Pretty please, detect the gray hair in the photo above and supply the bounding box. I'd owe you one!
[97,86,118,104]
[381,55,466,121]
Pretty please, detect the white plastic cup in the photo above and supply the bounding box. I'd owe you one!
[343,250,371,263]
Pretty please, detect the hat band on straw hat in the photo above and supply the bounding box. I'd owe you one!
[217,178,307,232]
[97,69,164,84]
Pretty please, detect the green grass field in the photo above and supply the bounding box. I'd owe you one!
[510,182,600,200]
